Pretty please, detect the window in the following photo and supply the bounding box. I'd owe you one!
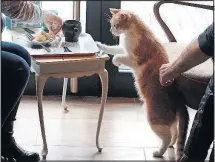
[41,1,86,33]
[80,1,87,33]
[41,1,73,21]
[120,1,213,43]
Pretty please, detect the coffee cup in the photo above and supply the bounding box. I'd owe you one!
[62,20,82,42]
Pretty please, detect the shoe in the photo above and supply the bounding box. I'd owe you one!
[1,156,16,162]
[2,121,40,162]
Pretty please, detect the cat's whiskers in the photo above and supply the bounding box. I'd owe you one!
[104,13,111,23]
[112,34,118,40]
[106,18,111,23]
[104,13,111,20]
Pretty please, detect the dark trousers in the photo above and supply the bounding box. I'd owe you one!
[1,41,31,127]
[180,77,214,162]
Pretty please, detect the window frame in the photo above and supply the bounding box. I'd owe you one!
[85,1,138,97]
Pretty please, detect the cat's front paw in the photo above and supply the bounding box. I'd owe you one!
[112,55,121,67]
[96,42,108,52]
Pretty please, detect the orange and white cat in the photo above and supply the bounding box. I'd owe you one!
[97,8,189,162]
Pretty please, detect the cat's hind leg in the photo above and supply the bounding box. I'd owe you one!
[151,124,172,157]
[175,106,189,162]
[169,121,178,148]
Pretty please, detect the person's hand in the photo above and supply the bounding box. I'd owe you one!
[45,12,62,35]
[159,63,178,86]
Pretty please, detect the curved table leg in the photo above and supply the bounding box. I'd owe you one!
[62,78,69,112]
[96,69,108,152]
[35,75,48,159]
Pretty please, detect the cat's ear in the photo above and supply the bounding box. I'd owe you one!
[120,13,130,21]
[110,8,120,15]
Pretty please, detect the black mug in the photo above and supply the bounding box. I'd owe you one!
[62,20,82,42]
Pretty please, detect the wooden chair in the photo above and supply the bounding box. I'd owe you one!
[153,1,213,110]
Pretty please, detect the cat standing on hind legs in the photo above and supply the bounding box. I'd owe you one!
[97,8,189,162]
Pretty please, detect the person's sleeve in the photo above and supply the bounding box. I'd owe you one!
[1,1,51,24]
[198,23,214,57]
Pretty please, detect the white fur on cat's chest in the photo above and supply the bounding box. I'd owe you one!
[122,34,133,55]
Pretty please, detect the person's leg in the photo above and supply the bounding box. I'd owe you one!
[1,50,30,126]
[1,41,31,123]
[1,41,31,66]
[180,77,214,162]
[1,43,40,162]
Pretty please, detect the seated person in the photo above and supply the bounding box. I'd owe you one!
[159,23,214,162]
[1,1,62,162]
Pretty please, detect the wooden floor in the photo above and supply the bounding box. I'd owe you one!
[14,96,212,161]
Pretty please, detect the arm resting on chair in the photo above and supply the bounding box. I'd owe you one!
[159,24,213,86]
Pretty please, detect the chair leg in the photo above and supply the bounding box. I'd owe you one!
[96,69,108,152]
[35,75,48,160]
[62,78,69,112]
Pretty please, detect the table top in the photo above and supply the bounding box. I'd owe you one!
[8,29,99,54]
[32,53,110,65]
[2,29,109,65]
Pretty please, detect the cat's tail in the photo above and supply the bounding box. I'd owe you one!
[176,105,189,162]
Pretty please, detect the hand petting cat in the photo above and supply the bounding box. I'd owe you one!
[159,63,176,86]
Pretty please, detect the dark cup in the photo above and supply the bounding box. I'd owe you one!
[62,20,82,43]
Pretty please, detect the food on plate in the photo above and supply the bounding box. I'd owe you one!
[33,30,55,42]
[45,32,55,40]
[40,30,47,36]
[34,34,47,42]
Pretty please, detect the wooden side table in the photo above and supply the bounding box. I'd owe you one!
[31,54,109,159]
[2,29,110,159]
